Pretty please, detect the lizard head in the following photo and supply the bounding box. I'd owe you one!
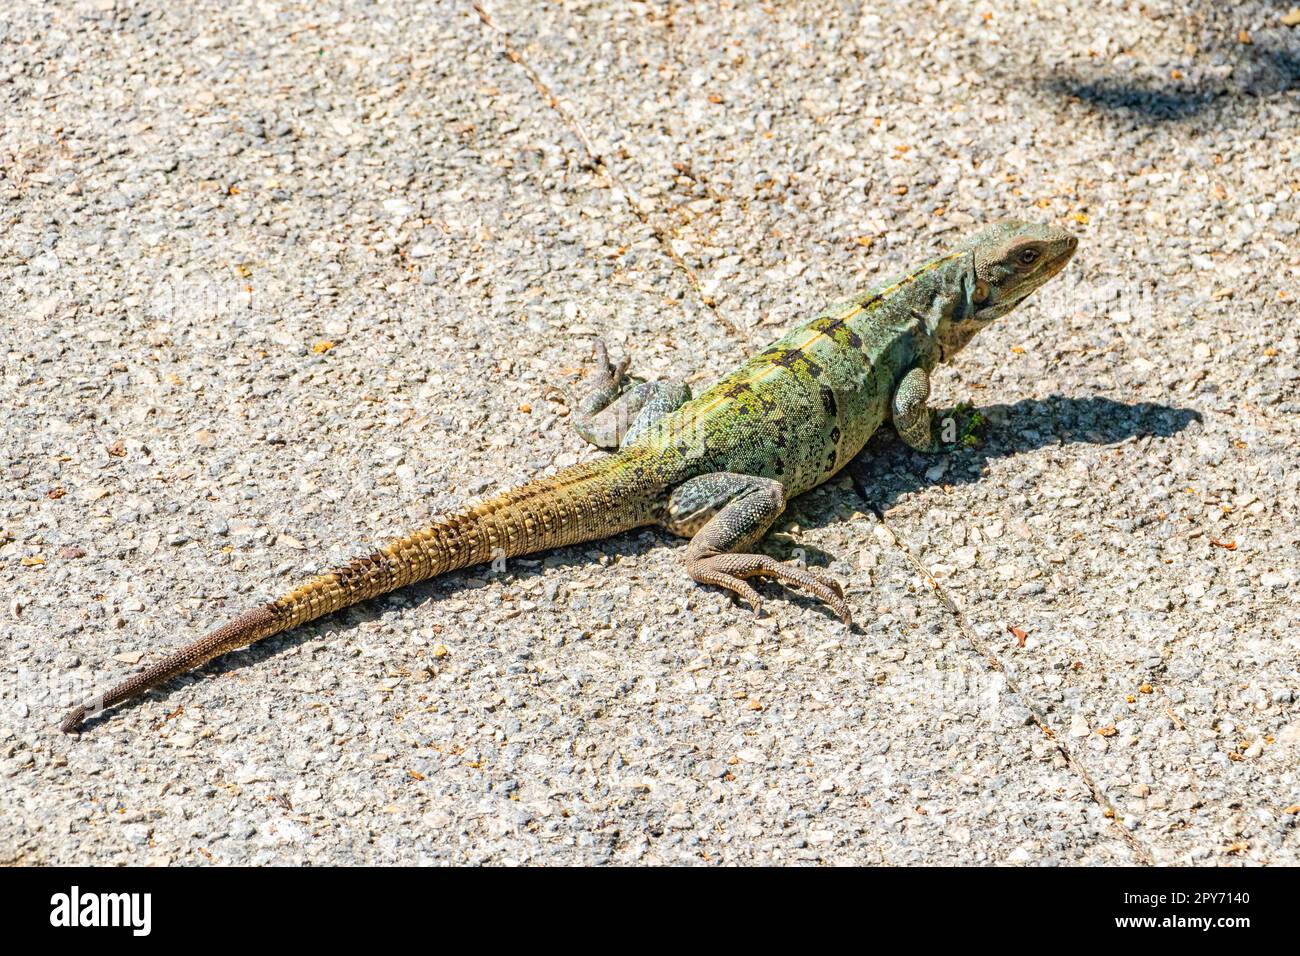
[965,220,1078,323]
[929,221,1077,362]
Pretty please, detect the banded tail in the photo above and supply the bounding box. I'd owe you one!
[61,455,654,733]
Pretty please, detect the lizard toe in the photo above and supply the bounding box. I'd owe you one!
[592,338,629,388]
[690,553,851,625]
[803,566,845,599]
[685,557,765,617]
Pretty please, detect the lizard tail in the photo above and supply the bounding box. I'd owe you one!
[61,455,650,733]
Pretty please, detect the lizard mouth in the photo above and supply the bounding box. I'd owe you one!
[1041,243,1076,281]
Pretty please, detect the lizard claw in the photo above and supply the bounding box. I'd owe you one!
[768,560,851,624]
[803,566,845,600]
[593,339,630,391]
[686,553,852,626]
[547,340,629,412]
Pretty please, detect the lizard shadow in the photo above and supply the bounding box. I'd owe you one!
[850,394,1199,512]
[746,396,1201,619]
[785,394,1201,549]
[75,397,1199,728]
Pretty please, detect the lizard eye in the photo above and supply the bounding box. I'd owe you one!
[973,279,990,303]
[1016,248,1041,266]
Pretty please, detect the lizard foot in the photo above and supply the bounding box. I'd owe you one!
[552,338,689,449]
[686,552,852,625]
[549,338,638,449]
[545,338,628,406]
[591,338,631,391]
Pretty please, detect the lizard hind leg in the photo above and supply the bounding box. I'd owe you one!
[619,380,690,447]
[665,472,851,625]
[554,338,690,449]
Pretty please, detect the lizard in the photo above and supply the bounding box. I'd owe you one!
[60,220,1077,733]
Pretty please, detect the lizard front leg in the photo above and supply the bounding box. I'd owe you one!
[664,472,851,624]
[891,366,940,453]
[554,339,690,449]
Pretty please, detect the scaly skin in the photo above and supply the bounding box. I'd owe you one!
[61,221,1076,734]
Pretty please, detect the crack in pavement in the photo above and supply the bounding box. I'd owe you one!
[471,1,751,348]
[878,519,1159,865]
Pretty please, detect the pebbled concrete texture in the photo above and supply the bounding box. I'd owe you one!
[1,0,1295,864]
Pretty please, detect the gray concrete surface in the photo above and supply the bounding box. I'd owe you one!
[1,0,1297,865]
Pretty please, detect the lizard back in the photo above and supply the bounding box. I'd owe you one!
[630,251,966,497]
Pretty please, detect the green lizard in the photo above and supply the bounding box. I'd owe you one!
[61,221,1077,733]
